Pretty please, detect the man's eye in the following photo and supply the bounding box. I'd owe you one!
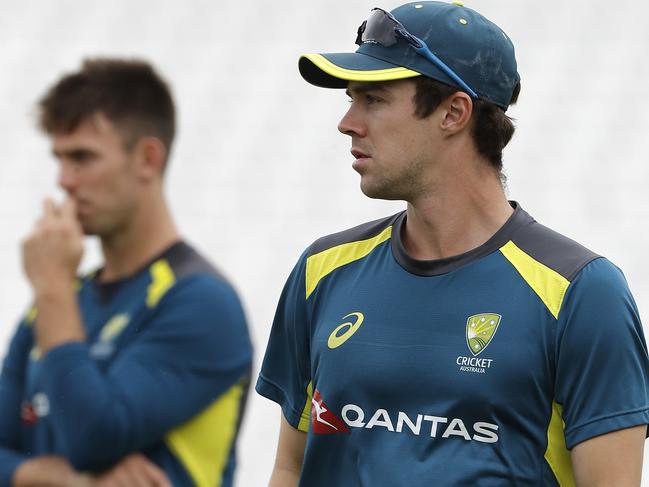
[70,152,95,164]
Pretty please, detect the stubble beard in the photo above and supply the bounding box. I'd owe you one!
[359,160,425,202]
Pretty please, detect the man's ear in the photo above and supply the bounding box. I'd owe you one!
[133,136,167,181]
[439,92,474,135]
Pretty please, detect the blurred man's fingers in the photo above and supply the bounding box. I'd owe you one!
[43,197,58,218]
[96,454,172,487]
[61,197,77,219]
[136,455,172,487]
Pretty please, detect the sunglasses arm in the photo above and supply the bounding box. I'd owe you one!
[405,32,479,99]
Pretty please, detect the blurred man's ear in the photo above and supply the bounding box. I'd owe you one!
[134,136,167,181]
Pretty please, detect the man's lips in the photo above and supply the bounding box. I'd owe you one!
[351,149,371,172]
[74,200,92,216]
[351,148,370,160]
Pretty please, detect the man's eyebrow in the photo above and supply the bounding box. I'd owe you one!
[345,83,389,98]
[52,148,95,159]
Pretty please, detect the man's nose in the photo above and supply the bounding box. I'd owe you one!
[57,162,79,194]
[338,105,366,137]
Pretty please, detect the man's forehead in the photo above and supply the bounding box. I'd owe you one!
[64,113,120,136]
[52,113,121,151]
[345,79,415,97]
[346,81,389,94]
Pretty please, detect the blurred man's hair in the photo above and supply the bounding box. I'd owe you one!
[38,58,176,163]
[412,76,520,183]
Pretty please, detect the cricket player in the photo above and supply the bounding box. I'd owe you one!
[0,58,252,487]
[256,2,649,485]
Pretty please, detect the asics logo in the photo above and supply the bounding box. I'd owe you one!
[328,312,364,349]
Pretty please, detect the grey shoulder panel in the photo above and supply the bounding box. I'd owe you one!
[309,212,402,256]
[163,241,227,282]
[510,215,601,281]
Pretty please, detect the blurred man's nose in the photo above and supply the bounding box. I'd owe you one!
[57,161,79,195]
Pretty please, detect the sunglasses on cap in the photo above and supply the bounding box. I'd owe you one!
[355,8,478,99]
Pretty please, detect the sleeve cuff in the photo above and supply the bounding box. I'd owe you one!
[38,342,89,379]
[255,374,307,431]
[565,407,649,449]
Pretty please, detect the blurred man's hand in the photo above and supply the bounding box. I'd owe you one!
[12,454,170,487]
[22,197,83,294]
[12,455,90,487]
[93,454,172,487]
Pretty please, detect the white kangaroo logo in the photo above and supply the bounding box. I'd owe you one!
[312,397,338,430]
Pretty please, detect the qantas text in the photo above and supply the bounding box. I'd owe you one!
[341,404,499,443]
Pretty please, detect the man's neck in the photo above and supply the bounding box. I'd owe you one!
[402,159,513,261]
[99,198,179,282]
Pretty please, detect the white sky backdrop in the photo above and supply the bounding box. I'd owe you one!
[1,0,648,485]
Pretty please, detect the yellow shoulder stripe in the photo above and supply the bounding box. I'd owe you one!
[499,241,570,319]
[146,260,175,308]
[303,54,422,83]
[305,226,392,299]
[166,383,245,487]
[298,381,313,433]
[25,306,38,325]
[544,402,576,487]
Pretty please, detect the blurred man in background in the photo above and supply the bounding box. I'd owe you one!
[256,1,649,485]
[0,58,252,487]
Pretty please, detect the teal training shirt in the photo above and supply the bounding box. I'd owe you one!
[257,203,649,486]
[0,242,252,487]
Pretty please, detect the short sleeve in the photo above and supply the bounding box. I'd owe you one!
[256,251,312,432]
[555,258,649,449]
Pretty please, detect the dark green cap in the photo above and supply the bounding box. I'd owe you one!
[299,1,520,110]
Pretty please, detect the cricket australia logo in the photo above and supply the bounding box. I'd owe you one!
[466,313,501,355]
[456,313,501,374]
[90,313,131,359]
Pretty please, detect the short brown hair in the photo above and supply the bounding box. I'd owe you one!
[412,77,520,178]
[38,58,175,161]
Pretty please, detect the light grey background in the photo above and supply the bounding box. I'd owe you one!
[1,0,647,485]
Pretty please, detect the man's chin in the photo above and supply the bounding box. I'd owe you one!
[79,221,100,236]
[359,180,402,201]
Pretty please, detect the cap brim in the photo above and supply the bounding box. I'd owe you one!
[299,53,421,88]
